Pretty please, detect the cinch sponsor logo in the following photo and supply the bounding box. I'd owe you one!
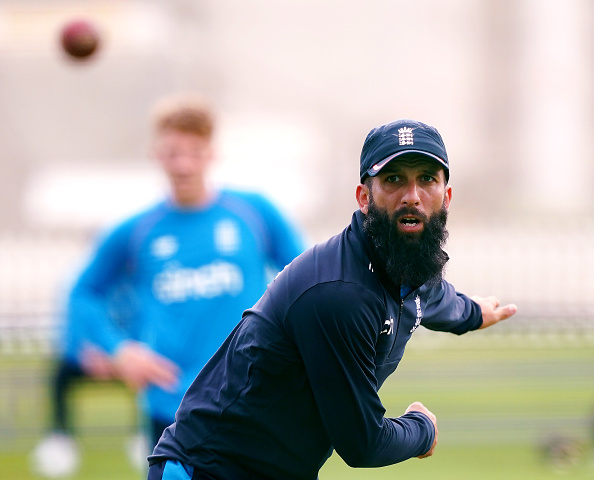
[153,260,243,304]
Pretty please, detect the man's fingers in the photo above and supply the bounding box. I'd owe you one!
[147,357,180,391]
[497,303,518,320]
[472,295,500,309]
[134,350,180,391]
[114,341,180,391]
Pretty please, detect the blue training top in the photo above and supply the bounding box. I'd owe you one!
[64,189,304,423]
[150,210,482,480]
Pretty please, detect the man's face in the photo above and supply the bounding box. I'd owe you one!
[356,156,452,287]
[357,156,452,233]
[153,129,214,205]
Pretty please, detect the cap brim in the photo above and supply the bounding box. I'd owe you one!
[366,150,448,177]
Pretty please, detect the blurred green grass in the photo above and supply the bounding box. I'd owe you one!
[1,337,593,480]
[320,336,594,479]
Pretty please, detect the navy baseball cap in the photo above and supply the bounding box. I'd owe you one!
[359,119,449,182]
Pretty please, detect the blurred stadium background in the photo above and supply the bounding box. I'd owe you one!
[0,0,593,479]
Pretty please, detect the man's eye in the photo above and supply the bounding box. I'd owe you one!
[421,175,435,182]
[386,175,401,183]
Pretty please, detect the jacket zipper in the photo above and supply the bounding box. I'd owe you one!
[387,297,405,357]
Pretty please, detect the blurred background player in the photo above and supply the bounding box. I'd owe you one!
[31,92,305,477]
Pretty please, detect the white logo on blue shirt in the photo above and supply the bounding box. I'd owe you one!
[153,261,244,304]
[410,295,423,333]
[151,236,178,259]
[215,220,240,255]
[381,317,394,335]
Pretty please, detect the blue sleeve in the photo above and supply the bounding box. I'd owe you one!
[420,280,483,334]
[66,220,137,358]
[286,282,435,467]
[245,193,306,269]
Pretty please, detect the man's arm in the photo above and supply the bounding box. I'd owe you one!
[287,282,435,467]
[250,193,306,269]
[67,225,134,357]
[420,280,517,334]
[68,222,179,391]
[420,280,482,334]
[405,402,438,458]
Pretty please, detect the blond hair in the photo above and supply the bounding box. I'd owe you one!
[150,93,215,139]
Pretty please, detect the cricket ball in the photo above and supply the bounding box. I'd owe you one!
[59,19,100,60]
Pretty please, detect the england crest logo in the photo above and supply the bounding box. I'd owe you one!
[397,127,414,146]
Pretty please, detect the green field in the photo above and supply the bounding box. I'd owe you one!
[1,335,593,480]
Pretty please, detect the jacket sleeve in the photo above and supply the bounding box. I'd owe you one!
[285,281,435,468]
[250,193,306,270]
[65,222,135,358]
[420,279,482,334]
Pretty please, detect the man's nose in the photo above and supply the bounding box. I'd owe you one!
[401,181,420,205]
[171,154,194,172]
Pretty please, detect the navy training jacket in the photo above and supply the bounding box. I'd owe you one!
[150,210,483,480]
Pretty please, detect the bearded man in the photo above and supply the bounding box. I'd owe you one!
[147,119,517,480]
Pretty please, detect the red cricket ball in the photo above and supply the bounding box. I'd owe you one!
[59,19,100,60]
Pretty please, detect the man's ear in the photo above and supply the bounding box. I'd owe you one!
[444,184,452,211]
[356,183,370,214]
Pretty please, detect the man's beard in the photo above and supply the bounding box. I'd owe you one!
[362,199,449,288]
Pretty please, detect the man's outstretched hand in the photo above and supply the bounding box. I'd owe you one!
[471,295,517,329]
